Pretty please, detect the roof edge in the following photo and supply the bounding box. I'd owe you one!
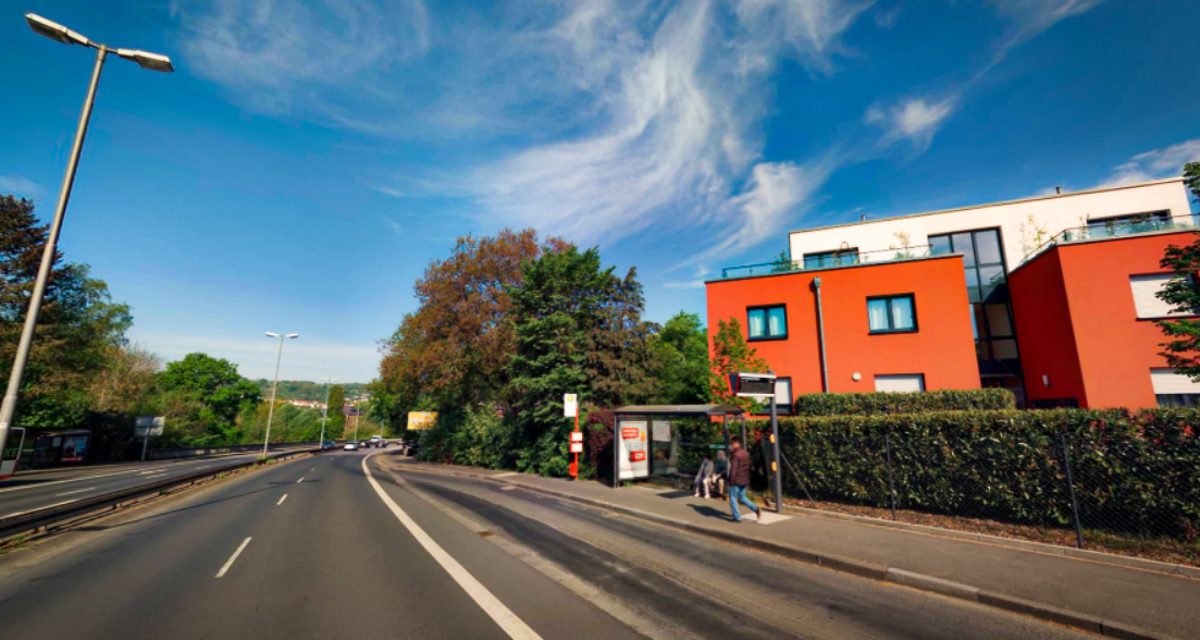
[788,176,1186,237]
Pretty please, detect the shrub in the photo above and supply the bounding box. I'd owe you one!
[792,388,1016,416]
[774,408,1199,538]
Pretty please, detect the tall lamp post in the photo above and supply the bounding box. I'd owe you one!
[263,332,299,457]
[318,377,336,447]
[0,14,173,464]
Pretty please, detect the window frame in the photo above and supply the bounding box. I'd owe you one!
[746,304,789,342]
[866,294,918,334]
[751,376,794,416]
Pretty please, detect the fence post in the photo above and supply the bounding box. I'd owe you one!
[885,435,897,521]
[1058,430,1084,548]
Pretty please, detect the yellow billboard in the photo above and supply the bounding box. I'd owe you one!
[407,411,438,431]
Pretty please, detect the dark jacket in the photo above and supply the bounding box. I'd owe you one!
[729,447,751,486]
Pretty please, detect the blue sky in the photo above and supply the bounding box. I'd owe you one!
[1,0,1197,382]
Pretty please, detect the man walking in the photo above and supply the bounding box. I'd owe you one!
[727,437,760,522]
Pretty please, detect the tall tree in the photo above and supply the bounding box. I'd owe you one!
[89,345,161,415]
[507,246,652,474]
[708,318,769,407]
[646,312,709,404]
[375,229,560,423]
[158,353,260,444]
[1154,162,1200,379]
[326,384,345,437]
[0,195,132,429]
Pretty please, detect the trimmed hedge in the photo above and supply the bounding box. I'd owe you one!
[792,388,1016,416]
[776,408,1199,539]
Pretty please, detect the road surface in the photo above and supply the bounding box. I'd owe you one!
[0,446,310,523]
[0,450,1096,639]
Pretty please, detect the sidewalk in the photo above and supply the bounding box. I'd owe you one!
[394,458,1199,640]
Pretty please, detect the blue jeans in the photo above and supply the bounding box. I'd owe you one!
[729,484,759,521]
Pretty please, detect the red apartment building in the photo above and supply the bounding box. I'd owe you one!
[706,177,1197,409]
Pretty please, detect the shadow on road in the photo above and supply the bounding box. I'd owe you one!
[687,504,733,521]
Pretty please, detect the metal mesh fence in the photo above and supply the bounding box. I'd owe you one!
[671,418,1199,557]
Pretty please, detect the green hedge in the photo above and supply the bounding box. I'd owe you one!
[777,408,1200,539]
[792,388,1016,416]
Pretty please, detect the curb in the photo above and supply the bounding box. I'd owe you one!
[393,461,1178,640]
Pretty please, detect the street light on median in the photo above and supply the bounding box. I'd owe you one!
[0,14,173,467]
[263,332,300,457]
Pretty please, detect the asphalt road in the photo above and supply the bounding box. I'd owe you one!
[0,447,311,521]
[0,451,1097,639]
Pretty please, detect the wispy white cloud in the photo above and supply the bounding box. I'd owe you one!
[171,0,429,114]
[0,175,43,198]
[1095,138,1200,188]
[864,96,957,150]
[867,0,1104,154]
[472,0,869,254]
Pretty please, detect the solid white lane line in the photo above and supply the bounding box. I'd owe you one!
[1,498,78,519]
[55,486,97,497]
[0,468,145,494]
[215,537,253,578]
[296,476,305,484]
[361,454,542,640]
[276,494,288,506]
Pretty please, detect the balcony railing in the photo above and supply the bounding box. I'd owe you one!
[719,245,934,280]
[1023,214,1198,262]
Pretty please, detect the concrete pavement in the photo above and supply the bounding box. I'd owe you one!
[391,458,1198,640]
[0,449,1102,639]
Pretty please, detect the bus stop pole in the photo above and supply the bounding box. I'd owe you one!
[769,399,783,514]
[141,430,150,462]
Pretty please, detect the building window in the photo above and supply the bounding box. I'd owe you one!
[1130,274,1191,319]
[867,295,916,333]
[803,248,859,269]
[931,228,1018,365]
[1150,368,1200,407]
[747,305,787,340]
[875,374,925,393]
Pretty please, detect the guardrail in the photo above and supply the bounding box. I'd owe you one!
[720,245,935,279]
[0,446,318,541]
[148,442,321,460]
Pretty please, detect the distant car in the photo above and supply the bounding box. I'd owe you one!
[321,441,336,450]
[379,439,389,448]
[369,435,383,447]
[343,442,358,451]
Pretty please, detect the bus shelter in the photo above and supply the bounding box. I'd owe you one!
[612,404,745,488]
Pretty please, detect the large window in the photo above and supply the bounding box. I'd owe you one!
[1130,274,1192,319]
[1088,210,1170,238]
[1151,368,1200,407]
[930,228,1018,364]
[747,305,787,340]
[803,248,859,269]
[867,295,916,333]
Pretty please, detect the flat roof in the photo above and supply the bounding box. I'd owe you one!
[706,252,962,285]
[614,404,745,417]
[788,176,1185,237]
[1008,227,1198,278]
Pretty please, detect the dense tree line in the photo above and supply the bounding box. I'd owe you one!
[370,228,750,475]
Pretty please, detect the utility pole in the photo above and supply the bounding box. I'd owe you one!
[262,332,299,457]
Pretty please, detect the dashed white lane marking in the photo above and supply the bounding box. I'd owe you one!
[361,453,542,640]
[55,486,97,497]
[276,494,288,506]
[296,476,305,484]
[215,537,252,578]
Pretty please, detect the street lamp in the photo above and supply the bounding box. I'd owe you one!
[263,332,300,457]
[319,377,336,448]
[0,14,173,463]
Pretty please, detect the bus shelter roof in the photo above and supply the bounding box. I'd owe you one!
[612,404,744,417]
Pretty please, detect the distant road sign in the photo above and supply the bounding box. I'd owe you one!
[134,416,164,437]
[407,411,437,431]
[563,393,578,417]
[569,442,583,453]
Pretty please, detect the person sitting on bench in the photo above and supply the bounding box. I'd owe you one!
[694,455,715,498]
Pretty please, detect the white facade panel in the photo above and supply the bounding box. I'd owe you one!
[788,179,1191,272]
[1129,274,1181,319]
[1150,369,1200,394]
[874,374,926,393]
